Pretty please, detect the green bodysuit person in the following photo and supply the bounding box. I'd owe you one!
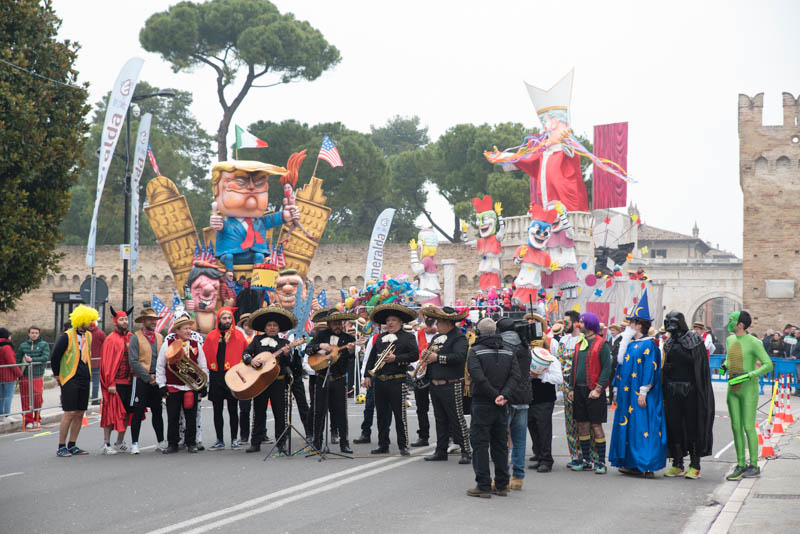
[723,310,772,481]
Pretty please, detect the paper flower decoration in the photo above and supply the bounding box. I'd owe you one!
[594,289,603,297]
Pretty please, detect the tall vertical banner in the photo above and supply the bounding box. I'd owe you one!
[592,121,628,210]
[130,112,152,273]
[85,57,145,267]
[363,208,395,286]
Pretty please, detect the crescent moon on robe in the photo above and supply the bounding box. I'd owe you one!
[620,416,628,426]
[653,361,657,371]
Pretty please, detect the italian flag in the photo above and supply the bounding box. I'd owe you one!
[234,125,269,149]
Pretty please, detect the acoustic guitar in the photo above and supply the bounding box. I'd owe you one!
[307,336,366,371]
[225,337,305,400]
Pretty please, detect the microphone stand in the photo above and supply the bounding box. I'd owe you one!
[314,353,352,461]
[264,373,320,460]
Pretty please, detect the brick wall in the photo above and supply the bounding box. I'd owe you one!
[739,92,800,332]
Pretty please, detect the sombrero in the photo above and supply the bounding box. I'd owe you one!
[370,303,417,325]
[134,307,159,323]
[421,306,468,322]
[312,307,336,323]
[250,306,297,333]
[170,315,194,332]
[325,310,358,322]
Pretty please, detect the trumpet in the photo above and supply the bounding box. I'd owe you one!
[368,341,396,377]
[167,341,207,391]
[410,339,444,388]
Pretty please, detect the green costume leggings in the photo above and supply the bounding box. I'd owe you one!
[726,380,759,467]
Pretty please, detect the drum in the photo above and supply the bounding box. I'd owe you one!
[530,347,555,374]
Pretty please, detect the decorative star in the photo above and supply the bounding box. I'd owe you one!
[594,289,603,297]
[633,344,639,349]
[628,406,633,413]
[644,432,649,438]
[644,349,650,355]
[625,355,630,362]
[631,372,637,378]
[623,386,629,392]
[637,358,642,364]
[604,217,611,225]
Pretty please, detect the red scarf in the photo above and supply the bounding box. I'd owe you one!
[142,328,156,345]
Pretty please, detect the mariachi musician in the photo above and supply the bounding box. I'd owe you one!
[362,303,419,456]
[421,306,472,464]
[241,307,298,454]
[304,308,358,454]
[156,315,209,454]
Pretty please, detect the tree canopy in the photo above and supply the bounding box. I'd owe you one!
[60,82,214,247]
[0,0,89,312]
[140,0,340,160]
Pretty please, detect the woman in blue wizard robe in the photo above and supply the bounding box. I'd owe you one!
[608,290,667,476]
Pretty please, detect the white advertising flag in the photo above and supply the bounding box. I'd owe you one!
[363,208,395,287]
[130,112,152,273]
[85,57,144,267]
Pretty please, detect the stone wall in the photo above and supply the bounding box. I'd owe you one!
[739,93,800,332]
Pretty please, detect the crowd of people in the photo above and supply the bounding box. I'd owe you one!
[0,294,783,497]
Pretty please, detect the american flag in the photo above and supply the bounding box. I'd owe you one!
[152,295,173,334]
[317,136,343,168]
[317,290,328,308]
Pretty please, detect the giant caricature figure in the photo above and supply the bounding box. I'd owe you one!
[723,311,773,481]
[469,195,505,290]
[209,161,299,273]
[184,244,224,334]
[512,205,556,305]
[409,228,441,305]
[542,201,579,298]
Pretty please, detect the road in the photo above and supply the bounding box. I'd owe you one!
[0,384,767,534]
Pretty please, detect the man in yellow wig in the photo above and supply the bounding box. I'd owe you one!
[51,305,99,457]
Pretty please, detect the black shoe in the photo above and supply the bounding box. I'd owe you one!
[262,437,274,444]
[340,441,353,454]
[187,445,198,453]
[528,461,541,470]
[353,434,371,444]
[370,447,389,455]
[425,452,448,461]
[529,455,538,462]
[411,438,429,447]
[195,443,205,451]
[246,444,261,453]
[399,448,411,456]
[536,464,552,473]
[177,443,187,451]
[162,446,178,454]
[331,435,339,445]
[459,453,471,465]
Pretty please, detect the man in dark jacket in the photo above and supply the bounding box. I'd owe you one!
[466,318,520,498]
[497,318,531,490]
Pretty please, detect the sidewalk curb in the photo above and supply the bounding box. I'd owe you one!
[0,406,100,436]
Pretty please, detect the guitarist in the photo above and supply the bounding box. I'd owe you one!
[242,307,298,454]
[304,308,358,454]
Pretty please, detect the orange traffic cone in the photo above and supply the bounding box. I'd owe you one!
[776,375,787,423]
[760,429,775,458]
[757,421,763,445]
[784,376,795,424]
[81,415,89,427]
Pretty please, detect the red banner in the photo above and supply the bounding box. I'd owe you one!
[592,122,628,209]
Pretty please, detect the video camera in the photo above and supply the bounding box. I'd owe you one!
[513,319,543,346]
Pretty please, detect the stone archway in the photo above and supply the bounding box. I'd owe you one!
[687,291,742,353]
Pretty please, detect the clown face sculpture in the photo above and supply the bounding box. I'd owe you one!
[275,269,305,309]
[476,209,499,238]
[527,205,558,250]
[417,228,439,260]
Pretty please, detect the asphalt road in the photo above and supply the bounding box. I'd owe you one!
[0,383,769,534]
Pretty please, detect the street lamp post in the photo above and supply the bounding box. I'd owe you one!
[121,89,176,311]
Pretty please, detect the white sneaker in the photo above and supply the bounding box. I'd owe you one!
[130,443,140,455]
[25,423,34,429]
[114,441,129,453]
[102,444,117,455]
[157,440,168,451]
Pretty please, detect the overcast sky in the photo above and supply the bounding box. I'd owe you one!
[54,0,800,255]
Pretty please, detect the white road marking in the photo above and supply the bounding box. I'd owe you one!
[714,440,735,459]
[183,452,433,534]
[147,446,434,534]
[0,472,23,479]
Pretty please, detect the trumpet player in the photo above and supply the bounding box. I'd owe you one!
[421,306,472,464]
[363,303,419,456]
[156,316,209,454]
[411,311,438,447]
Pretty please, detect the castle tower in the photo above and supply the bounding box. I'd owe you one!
[739,92,800,332]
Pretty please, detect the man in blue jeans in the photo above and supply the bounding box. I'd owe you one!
[497,318,532,490]
[466,318,520,498]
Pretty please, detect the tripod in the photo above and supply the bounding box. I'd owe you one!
[264,375,319,460]
[310,356,352,461]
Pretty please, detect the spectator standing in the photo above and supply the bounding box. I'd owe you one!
[762,329,774,351]
[782,327,797,358]
[16,327,50,428]
[0,329,23,416]
[88,322,106,406]
[768,333,784,359]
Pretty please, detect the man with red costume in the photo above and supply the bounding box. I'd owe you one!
[100,306,133,455]
[203,306,248,450]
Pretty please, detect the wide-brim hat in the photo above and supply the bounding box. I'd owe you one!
[421,306,468,323]
[370,303,417,325]
[170,315,194,332]
[550,323,564,336]
[250,306,297,333]
[692,321,705,329]
[237,313,251,328]
[312,307,336,323]
[134,307,159,323]
[325,310,358,322]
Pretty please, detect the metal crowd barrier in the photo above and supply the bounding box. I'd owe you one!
[0,361,51,422]
[709,354,799,394]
